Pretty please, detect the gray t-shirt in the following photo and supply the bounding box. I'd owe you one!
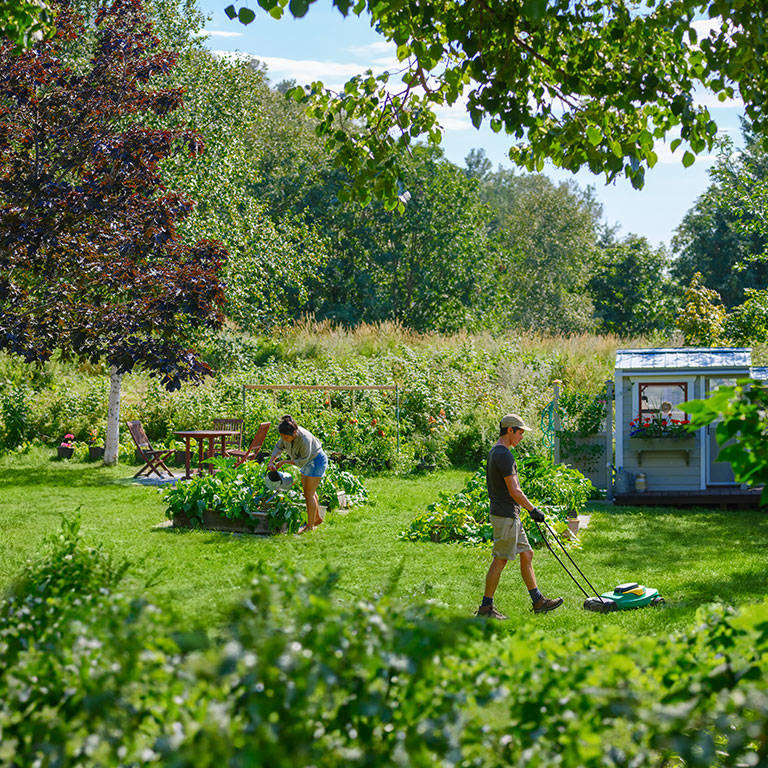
[275,427,323,469]
[486,444,520,518]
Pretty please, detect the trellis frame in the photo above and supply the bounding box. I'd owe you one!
[242,383,401,454]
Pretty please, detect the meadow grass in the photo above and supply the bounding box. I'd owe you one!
[2,448,766,638]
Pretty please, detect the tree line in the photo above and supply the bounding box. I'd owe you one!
[3,0,768,385]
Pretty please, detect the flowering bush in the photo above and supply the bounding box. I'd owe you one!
[629,415,692,438]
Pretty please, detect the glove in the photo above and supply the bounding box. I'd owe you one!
[529,507,545,522]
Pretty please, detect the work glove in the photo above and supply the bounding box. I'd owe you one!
[529,507,546,523]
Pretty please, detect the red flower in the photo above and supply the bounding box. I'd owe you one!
[371,418,377,426]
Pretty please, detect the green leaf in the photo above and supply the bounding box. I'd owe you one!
[682,151,695,167]
[224,4,237,19]
[586,126,602,146]
[521,0,547,21]
[289,0,309,17]
[238,6,256,23]
[670,138,682,152]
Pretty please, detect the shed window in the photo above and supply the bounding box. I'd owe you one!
[638,383,688,422]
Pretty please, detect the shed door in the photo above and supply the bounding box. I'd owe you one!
[705,378,737,485]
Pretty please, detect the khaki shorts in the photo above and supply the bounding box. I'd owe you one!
[490,514,532,560]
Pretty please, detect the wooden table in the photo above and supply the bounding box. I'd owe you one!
[174,430,240,480]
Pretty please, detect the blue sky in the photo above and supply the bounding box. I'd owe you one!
[195,2,745,250]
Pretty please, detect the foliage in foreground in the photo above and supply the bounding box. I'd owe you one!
[401,454,593,546]
[162,459,368,533]
[1,518,767,768]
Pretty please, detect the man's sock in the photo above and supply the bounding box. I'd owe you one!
[529,587,543,604]
[481,596,494,607]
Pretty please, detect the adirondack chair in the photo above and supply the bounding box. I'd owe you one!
[212,417,243,455]
[226,422,271,467]
[127,420,175,479]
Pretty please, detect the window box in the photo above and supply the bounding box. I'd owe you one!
[629,435,696,466]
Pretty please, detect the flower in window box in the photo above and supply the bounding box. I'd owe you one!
[629,415,692,438]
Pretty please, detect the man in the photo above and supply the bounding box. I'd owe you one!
[476,413,564,619]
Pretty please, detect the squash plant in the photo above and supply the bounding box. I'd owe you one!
[401,455,591,547]
[163,458,369,532]
[163,460,305,533]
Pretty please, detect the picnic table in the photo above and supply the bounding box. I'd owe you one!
[174,429,240,480]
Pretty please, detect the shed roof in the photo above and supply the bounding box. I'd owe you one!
[616,348,752,372]
[751,367,768,380]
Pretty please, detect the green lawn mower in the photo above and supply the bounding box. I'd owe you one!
[532,519,665,613]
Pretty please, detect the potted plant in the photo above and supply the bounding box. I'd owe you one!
[87,426,104,461]
[57,433,75,459]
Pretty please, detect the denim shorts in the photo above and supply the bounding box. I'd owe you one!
[301,450,328,478]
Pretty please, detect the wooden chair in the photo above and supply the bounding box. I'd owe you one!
[127,420,175,479]
[212,417,243,455]
[226,421,271,467]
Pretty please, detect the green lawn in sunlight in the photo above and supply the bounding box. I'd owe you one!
[2,448,766,636]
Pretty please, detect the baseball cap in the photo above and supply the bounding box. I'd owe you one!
[500,413,531,431]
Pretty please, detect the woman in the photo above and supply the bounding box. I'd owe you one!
[268,415,328,534]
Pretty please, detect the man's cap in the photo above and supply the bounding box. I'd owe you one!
[500,413,531,431]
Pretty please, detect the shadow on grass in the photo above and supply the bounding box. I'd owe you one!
[0,463,149,489]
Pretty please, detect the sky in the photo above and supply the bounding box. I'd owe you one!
[194,2,745,250]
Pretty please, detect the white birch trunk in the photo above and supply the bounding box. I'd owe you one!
[104,366,123,465]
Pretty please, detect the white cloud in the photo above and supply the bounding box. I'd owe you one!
[213,50,396,88]
[197,29,243,38]
[347,41,396,57]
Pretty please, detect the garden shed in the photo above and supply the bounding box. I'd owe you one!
[613,347,764,506]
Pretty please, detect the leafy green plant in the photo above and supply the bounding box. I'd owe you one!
[402,455,591,547]
[163,459,305,533]
[0,383,30,450]
[320,461,368,510]
[163,458,368,532]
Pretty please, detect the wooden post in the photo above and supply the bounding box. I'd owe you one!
[552,380,562,464]
[395,385,400,456]
[605,379,615,501]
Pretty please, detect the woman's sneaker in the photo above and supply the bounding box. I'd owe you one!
[475,604,508,620]
[533,596,564,613]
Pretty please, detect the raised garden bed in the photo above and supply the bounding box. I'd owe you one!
[171,509,286,535]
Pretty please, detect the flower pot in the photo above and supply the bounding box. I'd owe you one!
[89,446,105,461]
[174,450,188,466]
[57,446,74,459]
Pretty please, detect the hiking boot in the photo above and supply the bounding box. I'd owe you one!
[533,596,564,614]
[475,604,508,620]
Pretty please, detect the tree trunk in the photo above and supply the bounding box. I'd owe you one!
[104,366,123,465]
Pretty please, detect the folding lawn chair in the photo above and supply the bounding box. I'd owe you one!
[127,420,175,479]
[212,417,243,455]
[226,421,271,468]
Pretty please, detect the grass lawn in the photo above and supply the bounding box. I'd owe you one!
[2,449,767,637]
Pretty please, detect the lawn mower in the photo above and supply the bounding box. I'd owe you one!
[532,518,665,613]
